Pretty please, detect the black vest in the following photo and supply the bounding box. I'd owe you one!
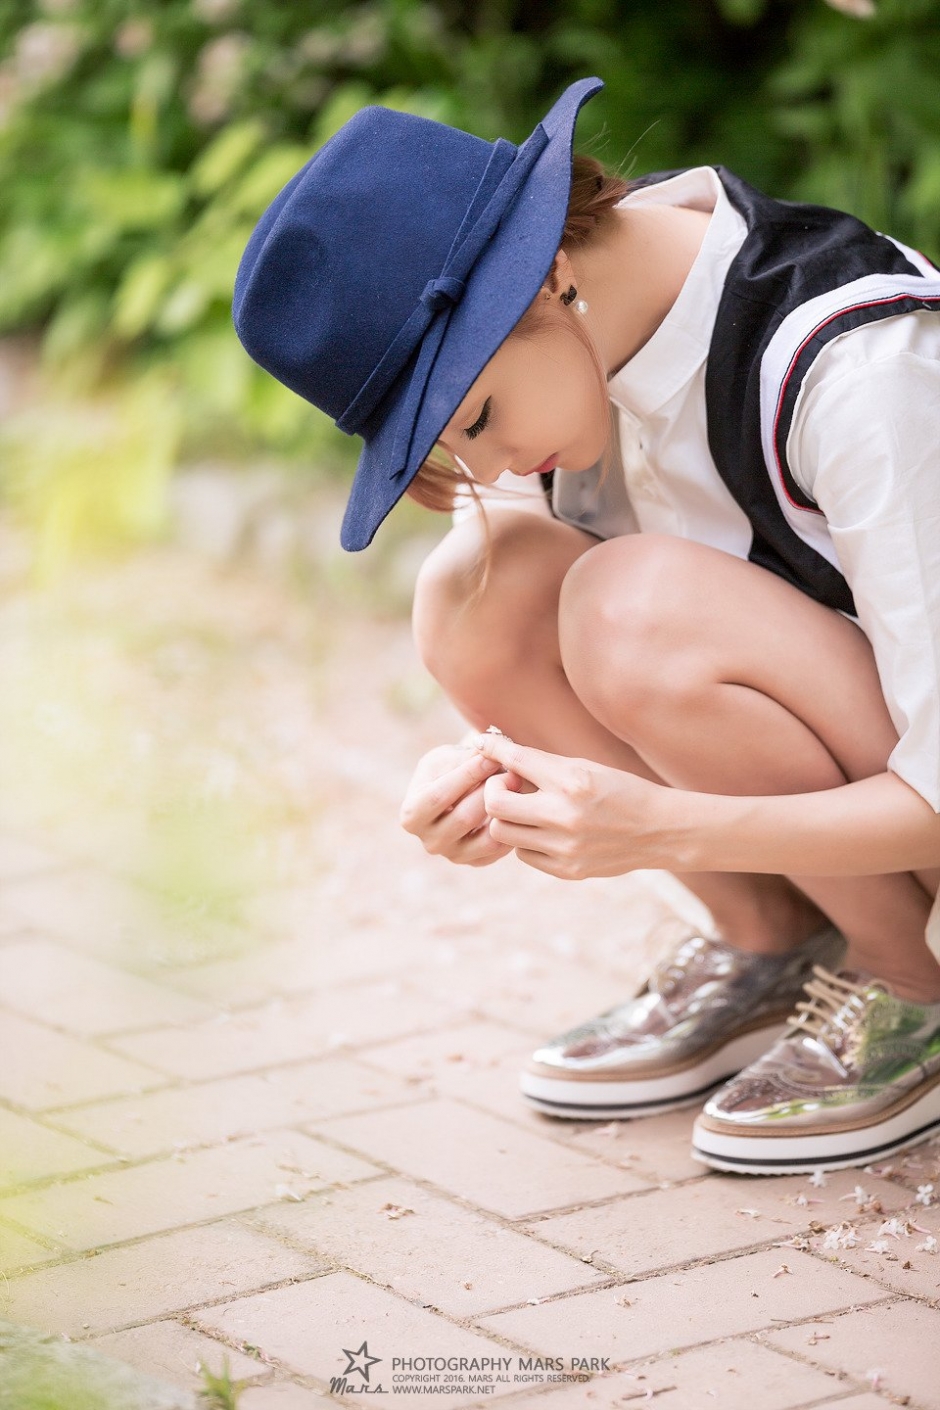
[554,168,940,616]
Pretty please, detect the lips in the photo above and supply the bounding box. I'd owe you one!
[524,455,558,477]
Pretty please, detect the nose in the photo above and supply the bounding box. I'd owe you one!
[464,450,512,486]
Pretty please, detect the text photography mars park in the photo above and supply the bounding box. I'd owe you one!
[330,1341,612,1395]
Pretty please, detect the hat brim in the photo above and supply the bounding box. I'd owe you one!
[340,77,604,551]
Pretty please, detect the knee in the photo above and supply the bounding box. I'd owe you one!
[413,512,578,701]
[558,534,705,721]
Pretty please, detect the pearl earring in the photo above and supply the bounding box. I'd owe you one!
[560,285,589,315]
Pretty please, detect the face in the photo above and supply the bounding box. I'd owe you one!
[438,305,610,486]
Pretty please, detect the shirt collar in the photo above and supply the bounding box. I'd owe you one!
[606,167,747,418]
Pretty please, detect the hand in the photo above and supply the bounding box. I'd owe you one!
[473,732,668,879]
[399,744,512,867]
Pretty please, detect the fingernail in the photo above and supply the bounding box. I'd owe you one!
[469,733,487,750]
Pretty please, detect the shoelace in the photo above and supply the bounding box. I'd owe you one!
[787,964,874,1039]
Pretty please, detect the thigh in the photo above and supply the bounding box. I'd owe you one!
[561,532,899,785]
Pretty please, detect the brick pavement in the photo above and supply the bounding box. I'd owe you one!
[1,536,940,1408]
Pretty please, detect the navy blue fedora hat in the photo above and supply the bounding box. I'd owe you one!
[233,76,604,551]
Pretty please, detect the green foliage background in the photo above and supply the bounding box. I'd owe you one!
[1,0,939,561]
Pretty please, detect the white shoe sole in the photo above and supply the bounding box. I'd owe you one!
[692,1079,940,1174]
[520,1023,787,1121]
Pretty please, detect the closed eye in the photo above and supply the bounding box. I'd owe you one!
[464,397,491,440]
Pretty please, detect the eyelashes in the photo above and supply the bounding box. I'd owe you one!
[464,397,491,440]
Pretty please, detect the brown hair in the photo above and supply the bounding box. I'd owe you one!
[406,153,631,515]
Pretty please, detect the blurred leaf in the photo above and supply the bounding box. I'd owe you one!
[191,115,266,195]
[2,374,181,582]
[42,289,110,368]
[714,0,769,23]
[156,278,212,334]
[129,51,178,154]
[76,167,187,232]
[112,252,174,338]
[311,79,374,143]
[0,0,938,508]
[227,142,311,214]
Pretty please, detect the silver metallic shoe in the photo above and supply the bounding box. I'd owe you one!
[692,965,940,1174]
[520,925,845,1119]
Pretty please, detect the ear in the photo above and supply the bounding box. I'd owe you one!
[541,248,578,298]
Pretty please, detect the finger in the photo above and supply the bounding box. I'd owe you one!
[470,732,567,791]
[426,784,491,850]
[467,850,512,867]
[512,845,565,877]
[458,833,513,866]
[401,754,502,832]
[483,772,549,825]
[488,816,553,850]
[503,769,537,794]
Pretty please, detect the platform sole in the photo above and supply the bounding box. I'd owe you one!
[691,1077,940,1174]
[519,1023,787,1121]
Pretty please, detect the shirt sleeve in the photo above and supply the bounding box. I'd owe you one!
[788,334,940,812]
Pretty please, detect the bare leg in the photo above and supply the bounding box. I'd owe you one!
[413,512,826,954]
[558,534,940,1001]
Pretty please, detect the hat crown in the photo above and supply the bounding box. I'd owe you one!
[233,106,498,426]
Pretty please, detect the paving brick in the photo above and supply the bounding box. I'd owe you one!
[109,982,460,1081]
[403,902,691,1041]
[0,1008,163,1110]
[0,937,214,1037]
[0,831,68,881]
[0,1220,324,1336]
[236,1384,335,1410]
[626,1338,845,1410]
[359,1020,542,1127]
[52,1058,420,1159]
[564,1109,707,1185]
[161,934,400,1010]
[408,864,677,995]
[167,894,435,1008]
[766,1300,940,1409]
[525,1168,911,1280]
[409,951,642,1042]
[505,1338,842,1409]
[0,865,250,969]
[0,867,163,960]
[809,1197,940,1302]
[0,1316,198,1410]
[0,1221,57,1274]
[876,1132,940,1194]
[0,1129,380,1251]
[810,1399,900,1410]
[88,1318,271,1392]
[246,1175,607,1317]
[0,1106,110,1190]
[478,1249,885,1363]
[317,1098,652,1219]
[259,865,676,981]
[193,1269,522,1395]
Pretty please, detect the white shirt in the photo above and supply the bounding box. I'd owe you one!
[551,167,940,818]
[457,167,940,942]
